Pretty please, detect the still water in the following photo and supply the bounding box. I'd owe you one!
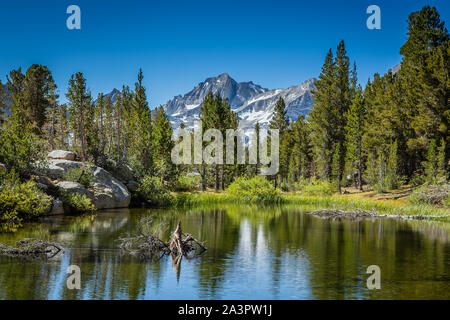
[0,205,449,300]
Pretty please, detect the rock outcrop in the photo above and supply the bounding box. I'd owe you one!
[50,199,64,215]
[47,150,77,161]
[38,153,131,210]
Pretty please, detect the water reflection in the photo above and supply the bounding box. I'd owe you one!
[0,205,449,300]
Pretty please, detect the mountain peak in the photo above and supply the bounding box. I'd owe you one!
[163,73,315,130]
[218,72,230,78]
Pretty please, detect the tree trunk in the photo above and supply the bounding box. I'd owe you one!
[201,165,206,191]
[221,165,225,190]
[215,164,219,191]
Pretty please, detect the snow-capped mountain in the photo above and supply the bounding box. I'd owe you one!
[235,78,316,130]
[162,73,316,130]
[163,73,268,129]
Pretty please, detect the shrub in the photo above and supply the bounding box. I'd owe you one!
[409,184,450,206]
[293,178,310,191]
[171,175,201,192]
[300,178,337,197]
[60,191,96,214]
[280,181,293,192]
[226,176,282,203]
[63,167,95,188]
[0,119,46,175]
[0,178,53,230]
[409,173,426,187]
[138,175,174,207]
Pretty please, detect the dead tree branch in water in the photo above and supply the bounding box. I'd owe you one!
[0,238,64,260]
[117,218,206,260]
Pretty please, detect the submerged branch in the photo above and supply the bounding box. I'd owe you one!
[117,218,206,260]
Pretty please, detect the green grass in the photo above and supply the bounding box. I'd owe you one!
[172,191,450,219]
[173,192,285,207]
[282,194,450,218]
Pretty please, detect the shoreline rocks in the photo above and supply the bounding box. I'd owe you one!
[36,151,132,211]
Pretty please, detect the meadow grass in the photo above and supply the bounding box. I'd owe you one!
[172,191,450,219]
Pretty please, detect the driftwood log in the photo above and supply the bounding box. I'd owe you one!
[0,238,64,260]
[117,218,206,260]
[311,209,377,219]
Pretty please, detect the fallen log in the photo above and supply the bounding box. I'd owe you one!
[375,193,411,201]
[0,238,64,260]
[311,209,377,219]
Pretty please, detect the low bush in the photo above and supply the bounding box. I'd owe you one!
[409,184,449,206]
[280,181,293,192]
[171,175,201,192]
[138,175,174,207]
[60,191,96,214]
[226,176,282,203]
[293,178,310,192]
[0,175,53,230]
[299,178,337,197]
[63,167,95,188]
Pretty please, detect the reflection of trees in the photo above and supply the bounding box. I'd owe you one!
[1,206,450,299]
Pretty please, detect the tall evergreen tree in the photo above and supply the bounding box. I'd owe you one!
[333,40,352,188]
[288,115,312,182]
[66,72,92,161]
[6,68,26,122]
[310,49,337,179]
[152,106,176,182]
[269,97,290,186]
[131,69,153,174]
[345,86,366,190]
[23,64,54,133]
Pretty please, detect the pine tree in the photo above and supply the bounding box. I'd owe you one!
[253,122,260,176]
[425,139,438,182]
[310,49,337,179]
[288,116,312,182]
[269,97,289,186]
[0,80,6,126]
[310,43,352,182]
[399,6,449,174]
[345,86,366,190]
[46,82,59,150]
[331,143,342,193]
[333,40,352,188]
[130,69,153,174]
[152,106,176,182]
[6,68,26,123]
[437,138,448,181]
[66,72,92,161]
[386,140,401,190]
[23,64,54,133]
[269,97,289,135]
[57,103,69,149]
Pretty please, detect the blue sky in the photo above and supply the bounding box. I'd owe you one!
[0,0,449,107]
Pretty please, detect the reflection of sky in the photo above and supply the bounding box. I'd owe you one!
[1,208,450,300]
[213,219,312,300]
[47,251,71,300]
